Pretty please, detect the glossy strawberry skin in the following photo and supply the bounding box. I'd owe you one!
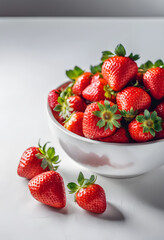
[48,89,60,110]
[76,184,106,214]
[82,78,107,102]
[67,96,86,112]
[116,86,151,112]
[102,56,138,91]
[156,122,164,140]
[72,72,92,96]
[64,112,84,137]
[83,101,120,139]
[155,100,164,120]
[143,67,164,100]
[52,111,65,125]
[28,171,66,208]
[98,128,129,143]
[91,72,102,83]
[17,147,48,180]
[128,115,154,142]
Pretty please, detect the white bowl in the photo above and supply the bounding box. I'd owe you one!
[47,97,164,179]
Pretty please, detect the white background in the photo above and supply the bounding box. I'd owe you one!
[0,18,164,240]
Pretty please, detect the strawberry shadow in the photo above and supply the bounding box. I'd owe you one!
[88,202,125,221]
[38,202,76,215]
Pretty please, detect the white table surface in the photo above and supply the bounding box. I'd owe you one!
[0,17,164,240]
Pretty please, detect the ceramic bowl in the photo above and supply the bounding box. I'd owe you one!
[47,88,164,178]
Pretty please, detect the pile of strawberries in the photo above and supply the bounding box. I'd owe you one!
[17,141,106,213]
[48,44,164,143]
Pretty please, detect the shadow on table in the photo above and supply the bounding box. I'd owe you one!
[88,202,125,221]
[118,167,164,210]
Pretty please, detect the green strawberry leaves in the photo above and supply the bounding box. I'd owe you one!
[66,66,84,80]
[136,110,162,137]
[93,100,122,131]
[67,172,97,200]
[139,59,164,72]
[128,53,140,61]
[101,44,140,62]
[36,140,60,171]
[104,85,117,99]
[115,44,126,57]
[120,107,138,122]
[54,83,74,119]
[90,63,103,74]
[101,51,114,62]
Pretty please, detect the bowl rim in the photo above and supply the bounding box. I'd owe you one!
[47,102,164,147]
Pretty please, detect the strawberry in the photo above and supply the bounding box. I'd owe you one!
[82,78,116,102]
[83,100,122,139]
[98,128,129,143]
[28,171,66,208]
[64,112,84,136]
[90,63,103,83]
[17,141,60,179]
[128,110,162,142]
[155,100,164,120]
[156,122,164,140]
[139,60,164,100]
[66,66,91,95]
[143,68,164,100]
[116,86,151,121]
[48,89,60,110]
[101,44,139,91]
[67,172,106,214]
[54,95,86,119]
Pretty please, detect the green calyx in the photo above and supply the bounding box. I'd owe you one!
[54,97,73,119]
[136,109,162,137]
[67,172,97,201]
[104,84,117,99]
[66,66,84,81]
[93,100,121,131]
[101,44,140,62]
[36,140,60,171]
[90,63,103,74]
[139,59,164,73]
[54,83,74,119]
[120,107,138,122]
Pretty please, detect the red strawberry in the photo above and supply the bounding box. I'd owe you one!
[67,172,106,214]
[28,171,66,208]
[156,122,164,140]
[143,67,164,100]
[64,112,84,137]
[66,66,91,95]
[48,89,60,110]
[101,44,139,91]
[98,128,129,143]
[83,100,122,139]
[82,78,116,102]
[128,110,162,142]
[91,72,102,83]
[54,95,86,119]
[155,100,164,120]
[17,141,60,179]
[116,86,151,121]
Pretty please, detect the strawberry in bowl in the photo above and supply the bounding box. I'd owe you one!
[47,44,164,178]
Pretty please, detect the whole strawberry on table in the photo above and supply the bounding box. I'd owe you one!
[48,44,164,143]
